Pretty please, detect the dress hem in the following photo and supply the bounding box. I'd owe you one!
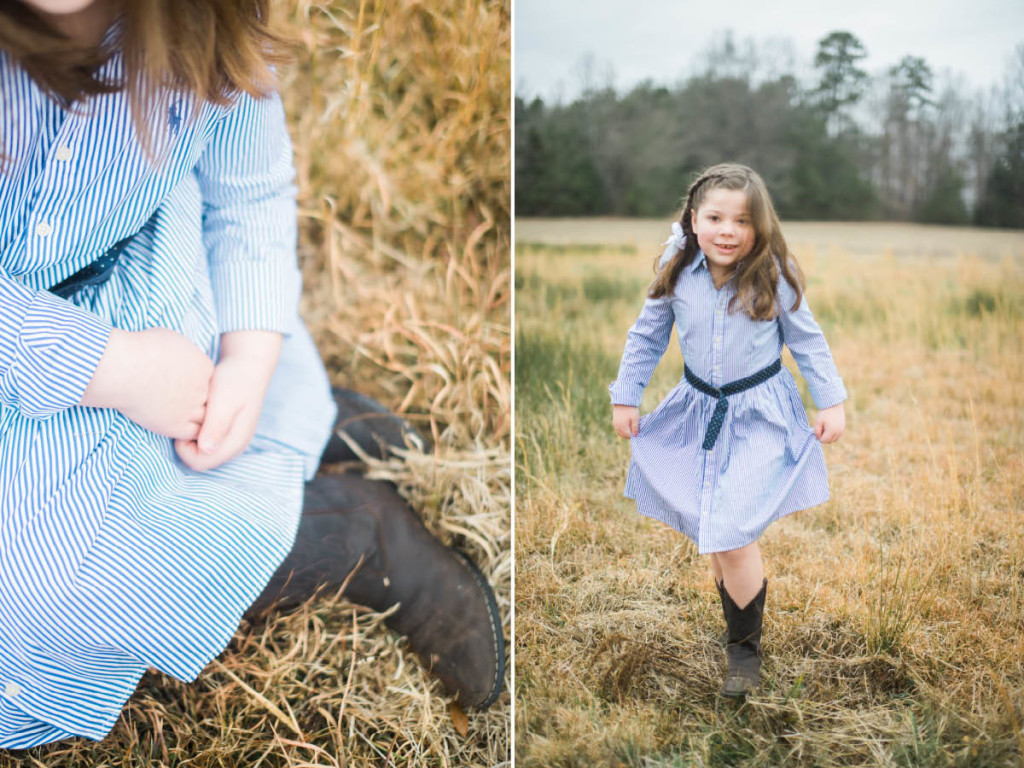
[624,488,831,555]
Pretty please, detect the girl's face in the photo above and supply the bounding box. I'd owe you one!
[690,188,754,283]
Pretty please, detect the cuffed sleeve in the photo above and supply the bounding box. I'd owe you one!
[608,292,675,407]
[194,89,301,336]
[776,273,847,409]
[0,274,113,419]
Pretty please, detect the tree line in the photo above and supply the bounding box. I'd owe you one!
[515,32,1024,227]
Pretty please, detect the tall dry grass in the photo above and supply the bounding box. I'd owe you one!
[3,2,510,766]
[515,221,1024,767]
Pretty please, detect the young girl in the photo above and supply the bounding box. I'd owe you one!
[610,163,846,697]
[0,0,503,749]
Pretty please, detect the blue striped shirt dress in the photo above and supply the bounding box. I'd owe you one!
[609,239,847,555]
[0,35,336,748]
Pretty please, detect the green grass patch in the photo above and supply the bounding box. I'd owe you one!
[516,269,648,312]
[582,274,648,303]
[813,292,891,330]
[945,287,1024,319]
[515,328,620,483]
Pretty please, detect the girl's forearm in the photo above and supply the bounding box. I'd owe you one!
[80,328,133,410]
[218,330,283,380]
[81,329,282,411]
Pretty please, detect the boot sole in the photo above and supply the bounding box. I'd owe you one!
[721,675,760,698]
[450,549,506,709]
[720,687,753,699]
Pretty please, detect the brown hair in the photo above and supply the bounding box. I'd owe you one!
[649,163,805,321]
[0,0,292,156]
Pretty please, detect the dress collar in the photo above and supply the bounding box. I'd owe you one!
[687,249,707,273]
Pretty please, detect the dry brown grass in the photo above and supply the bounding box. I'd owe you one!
[3,2,510,766]
[515,221,1024,767]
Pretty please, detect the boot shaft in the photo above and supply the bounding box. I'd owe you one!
[718,578,767,697]
[720,579,767,652]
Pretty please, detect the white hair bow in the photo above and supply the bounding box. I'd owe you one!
[662,221,686,251]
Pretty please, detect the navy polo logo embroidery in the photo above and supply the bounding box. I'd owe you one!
[168,100,182,135]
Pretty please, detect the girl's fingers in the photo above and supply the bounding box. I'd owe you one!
[172,422,202,442]
[175,437,231,472]
[195,368,241,454]
[173,438,200,469]
[820,424,841,443]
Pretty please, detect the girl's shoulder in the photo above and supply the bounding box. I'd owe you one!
[771,254,806,314]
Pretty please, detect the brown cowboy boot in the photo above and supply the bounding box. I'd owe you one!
[719,578,767,697]
[244,471,505,709]
[319,388,428,464]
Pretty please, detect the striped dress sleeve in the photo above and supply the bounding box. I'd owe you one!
[776,273,847,409]
[608,294,675,407]
[194,88,301,336]
[0,272,112,418]
[609,244,678,408]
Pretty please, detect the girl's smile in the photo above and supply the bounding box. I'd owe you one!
[690,188,754,287]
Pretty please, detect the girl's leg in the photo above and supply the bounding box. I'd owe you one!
[709,552,724,585]
[715,540,764,608]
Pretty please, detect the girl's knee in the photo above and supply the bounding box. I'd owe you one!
[715,541,760,566]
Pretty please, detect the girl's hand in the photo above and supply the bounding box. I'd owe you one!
[81,327,213,441]
[814,402,845,444]
[174,331,282,472]
[612,404,640,439]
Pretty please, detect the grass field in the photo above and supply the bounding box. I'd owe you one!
[2,2,510,767]
[515,219,1024,767]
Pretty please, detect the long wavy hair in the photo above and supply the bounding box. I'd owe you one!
[0,0,292,158]
[649,163,804,321]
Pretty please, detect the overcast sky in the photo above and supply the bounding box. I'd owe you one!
[515,0,1024,103]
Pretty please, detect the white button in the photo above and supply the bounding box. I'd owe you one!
[54,145,73,161]
[35,222,53,237]
[4,681,22,698]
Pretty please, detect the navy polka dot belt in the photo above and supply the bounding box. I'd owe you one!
[684,358,783,450]
[48,235,133,299]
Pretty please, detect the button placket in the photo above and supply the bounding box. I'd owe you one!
[698,437,719,550]
[712,293,727,386]
[36,113,77,243]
